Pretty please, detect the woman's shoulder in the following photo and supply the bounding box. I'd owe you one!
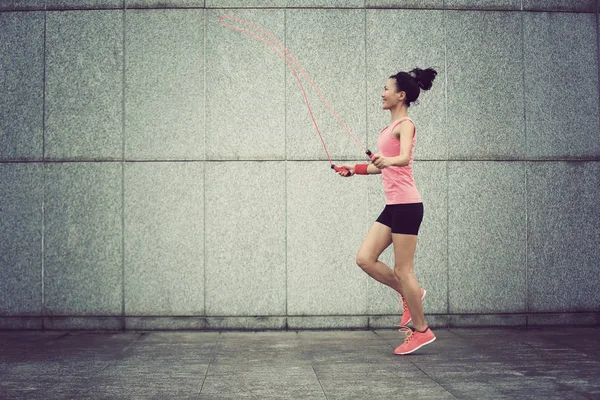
[390,118,416,137]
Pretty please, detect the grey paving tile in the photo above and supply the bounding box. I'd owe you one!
[527,162,600,312]
[1,329,599,399]
[287,316,369,329]
[415,362,558,400]
[43,316,124,331]
[446,0,520,10]
[286,0,364,7]
[135,331,220,344]
[523,0,596,12]
[446,10,525,160]
[366,0,442,9]
[199,368,326,399]
[0,164,43,315]
[0,0,45,10]
[449,314,527,327]
[318,372,455,400]
[124,162,205,316]
[124,9,204,160]
[310,362,452,400]
[524,12,599,159]
[298,330,406,364]
[205,162,285,316]
[206,0,286,6]
[527,312,600,327]
[127,0,204,7]
[44,162,123,316]
[46,0,123,9]
[448,162,527,314]
[0,12,44,161]
[126,316,208,330]
[45,11,123,160]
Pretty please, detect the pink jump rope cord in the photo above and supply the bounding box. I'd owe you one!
[219,15,373,173]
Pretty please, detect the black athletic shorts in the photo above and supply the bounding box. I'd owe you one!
[376,203,424,235]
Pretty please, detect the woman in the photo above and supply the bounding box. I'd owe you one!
[339,67,437,355]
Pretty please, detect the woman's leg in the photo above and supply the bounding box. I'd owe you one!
[356,222,402,293]
[392,233,427,331]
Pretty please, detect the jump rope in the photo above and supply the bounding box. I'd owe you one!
[218,15,375,175]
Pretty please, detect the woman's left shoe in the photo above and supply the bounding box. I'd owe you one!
[394,326,436,355]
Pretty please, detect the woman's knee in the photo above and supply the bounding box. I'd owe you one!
[394,263,414,281]
[356,253,374,270]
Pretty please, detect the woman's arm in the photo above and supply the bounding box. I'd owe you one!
[337,163,381,176]
[390,122,414,167]
[366,164,382,174]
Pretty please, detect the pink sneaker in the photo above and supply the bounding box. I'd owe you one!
[396,288,426,326]
[394,326,436,355]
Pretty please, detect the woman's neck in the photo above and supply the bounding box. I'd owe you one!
[389,104,409,123]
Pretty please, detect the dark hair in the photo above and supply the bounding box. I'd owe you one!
[389,67,437,107]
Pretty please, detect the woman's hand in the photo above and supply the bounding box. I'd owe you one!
[371,154,391,169]
[337,164,355,177]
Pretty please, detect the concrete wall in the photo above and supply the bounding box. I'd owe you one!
[1,0,599,330]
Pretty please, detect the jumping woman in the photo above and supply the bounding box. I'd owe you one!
[339,67,437,355]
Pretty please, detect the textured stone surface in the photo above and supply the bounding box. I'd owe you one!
[46,0,123,9]
[205,9,285,160]
[0,12,44,161]
[0,164,43,315]
[124,162,204,316]
[366,0,442,9]
[528,313,600,326]
[287,316,369,329]
[286,9,366,162]
[366,162,448,316]
[524,12,600,159]
[366,9,446,160]
[205,162,286,316]
[447,11,525,160]
[205,0,287,6]
[126,317,208,330]
[449,314,527,327]
[45,11,123,160]
[448,162,527,313]
[287,162,369,315]
[2,328,600,398]
[286,0,364,7]
[43,317,124,330]
[523,0,596,12]
[44,163,122,315]
[125,9,204,160]
[446,0,521,10]
[527,162,600,312]
[0,0,44,10]
[127,0,204,7]
[205,317,287,330]
[0,317,43,330]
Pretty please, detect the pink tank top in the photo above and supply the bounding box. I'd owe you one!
[377,117,422,205]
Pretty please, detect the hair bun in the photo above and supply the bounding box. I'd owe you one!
[410,67,437,91]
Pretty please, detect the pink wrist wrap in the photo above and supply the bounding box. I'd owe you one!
[355,164,369,175]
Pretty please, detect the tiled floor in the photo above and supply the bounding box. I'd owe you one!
[1,327,599,399]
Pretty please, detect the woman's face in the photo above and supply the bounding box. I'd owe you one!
[381,78,405,110]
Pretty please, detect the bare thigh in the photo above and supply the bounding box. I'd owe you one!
[357,222,393,265]
[391,233,418,271]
